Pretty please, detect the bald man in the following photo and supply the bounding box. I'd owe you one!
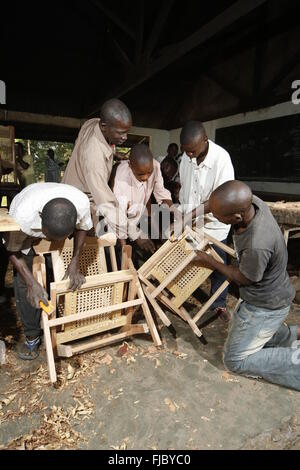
[112,144,173,255]
[195,180,298,391]
[179,121,234,320]
[62,98,132,239]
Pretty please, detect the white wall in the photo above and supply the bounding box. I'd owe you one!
[130,126,170,161]
[169,101,300,197]
[170,101,300,143]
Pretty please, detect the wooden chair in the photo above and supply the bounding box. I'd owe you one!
[138,226,236,343]
[33,236,161,383]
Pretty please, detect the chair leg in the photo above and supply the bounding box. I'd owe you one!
[42,311,57,383]
[144,286,177,338]
[137,283,162,347]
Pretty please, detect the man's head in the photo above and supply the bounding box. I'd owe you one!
[15,142,24,158]
[41,198,77,240]
[99,98,132,146]
[47,148,55,160]
[167,143,178,159]
[129,144,153,182]
[180,121,208,161]
[161,157,177,183]
[209,180,253,226]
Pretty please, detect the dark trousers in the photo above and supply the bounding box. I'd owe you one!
[0,239,9,294]
[210,238,229,309]
[13,249,42,338]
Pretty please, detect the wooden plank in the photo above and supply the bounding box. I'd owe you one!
[208,246,225,264]
[137,283,162,347]
[48,298,143,328]
[57,344,73,357]
[0,110,82,129]
[203,233,236,258]
[179,306,203,338]
[53,270,133,294]
[139,273,186,322]
[193,280,230,323]
[70,327,148,355]
[144,286,171,327]
[56,315,127,344]
[41,311,57,383]
[0,208,20,232]
[109,245,118,271]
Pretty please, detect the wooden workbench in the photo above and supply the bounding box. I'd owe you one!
[267,201,300,245]
[267,201,300,226]
[0,208,20,232]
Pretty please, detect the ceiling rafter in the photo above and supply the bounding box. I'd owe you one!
[90,0,136,40]
[87,0,267,117]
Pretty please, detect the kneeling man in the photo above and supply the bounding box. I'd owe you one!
[195,180,298,390]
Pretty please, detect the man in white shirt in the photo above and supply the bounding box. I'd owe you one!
[3,183,93,360]
[179,121,235,320]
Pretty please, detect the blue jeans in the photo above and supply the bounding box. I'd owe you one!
[223,300,300,391]
[210,238,228,309]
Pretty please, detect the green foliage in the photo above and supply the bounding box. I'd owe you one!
[16,139,73,181]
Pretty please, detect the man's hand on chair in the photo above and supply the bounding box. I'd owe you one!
[135,236,156,254]
[27,280,49,309]
[194,251,215,270]
[63,258,86,291]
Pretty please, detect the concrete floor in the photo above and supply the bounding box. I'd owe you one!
[1,284,300,450]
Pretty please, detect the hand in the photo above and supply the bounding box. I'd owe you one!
[27,280,49,309]
[135,237,156,254]
[63,258,85,291]
[194,251,214,270]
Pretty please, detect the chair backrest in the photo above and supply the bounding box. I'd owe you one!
[34,236,114,280]
[33,236,125,344]
[138,228,214,308]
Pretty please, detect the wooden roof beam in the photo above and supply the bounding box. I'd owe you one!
[87,0,267,116]
[144,0,175,60]
[90,0,136,40]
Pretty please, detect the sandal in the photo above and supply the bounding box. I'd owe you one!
[18,336,41,360]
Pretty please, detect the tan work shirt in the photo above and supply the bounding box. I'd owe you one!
[62,119,127,238]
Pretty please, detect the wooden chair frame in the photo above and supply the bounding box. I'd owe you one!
[138,226,236,343]
[33,236,161,383]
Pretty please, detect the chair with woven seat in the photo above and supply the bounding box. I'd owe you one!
[138,226,236,343]
[33,236,161,383]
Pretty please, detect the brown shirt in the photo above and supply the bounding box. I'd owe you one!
[62,119,127,238]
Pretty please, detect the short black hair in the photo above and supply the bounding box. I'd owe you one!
[15,142,24,153]
[47,148,54,157]
[100,98,132,126]
[180,121,206,145]
[129,144,153,167]
[41,198,77,238]
[168,143,178,152]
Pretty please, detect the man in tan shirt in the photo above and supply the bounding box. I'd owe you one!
[62,98,132,239]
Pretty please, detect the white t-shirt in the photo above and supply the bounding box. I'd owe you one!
[179,140,235,241]
[9,182,93,237]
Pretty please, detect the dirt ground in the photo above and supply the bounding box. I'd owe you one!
[0,268,300,450]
